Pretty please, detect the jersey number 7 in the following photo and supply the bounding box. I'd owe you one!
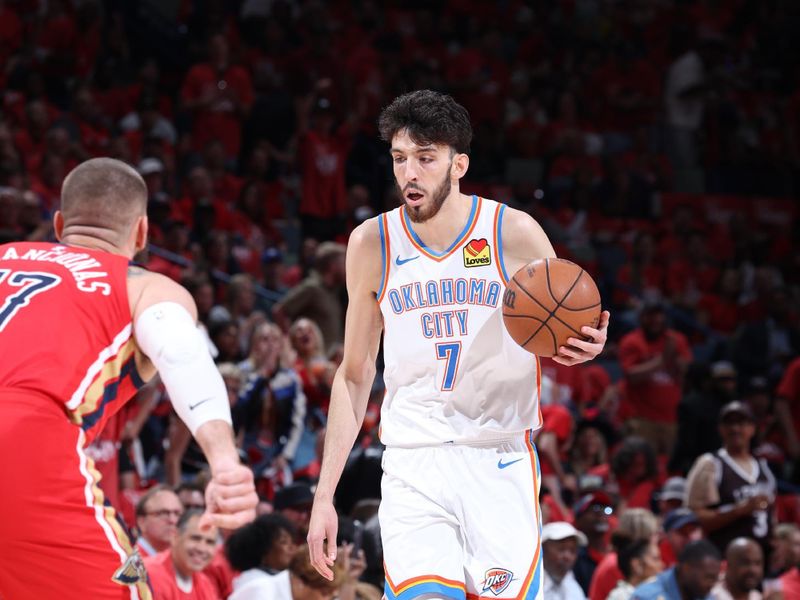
[0,269,62,332]
[435,341,462,391]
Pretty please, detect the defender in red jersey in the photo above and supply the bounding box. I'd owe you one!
[0,158,258,599]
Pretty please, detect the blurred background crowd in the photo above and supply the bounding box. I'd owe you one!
[1,0,800,598]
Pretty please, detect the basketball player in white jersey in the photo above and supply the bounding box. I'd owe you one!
[307,90,610,600]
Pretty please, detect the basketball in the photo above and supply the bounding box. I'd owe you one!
[502,258,602,357]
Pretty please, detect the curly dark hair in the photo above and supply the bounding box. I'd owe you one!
[224,513,296,571]
[378,90,473,155]
[611,436,658,482]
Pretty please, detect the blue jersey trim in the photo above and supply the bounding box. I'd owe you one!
[402,195,478,257]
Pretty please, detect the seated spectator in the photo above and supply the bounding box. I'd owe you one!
[656,477,688,516]
[225,513,298,575]
[632,539,721,600]
[711,537,764,600]
[273,483,314,543]
[686,402,777,555]
[766,523,800,580]
[573,492,614,594]
[175,482,205,512]
[589,509,659,600]
[228,543,343,600]
[590,436,660,512]
[135,485,183,558]
[569,418,613,484]
[144,509,218,599]
[542,521,588,600]
[607,532,664,600]
[660,508,704,568]
[289,317,336,416]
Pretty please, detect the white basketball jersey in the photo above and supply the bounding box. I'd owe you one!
[377,195,542,447]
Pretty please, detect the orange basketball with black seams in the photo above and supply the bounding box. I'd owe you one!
[502,258,601,357]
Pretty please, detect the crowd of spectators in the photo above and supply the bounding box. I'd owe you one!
[2,0,800,598]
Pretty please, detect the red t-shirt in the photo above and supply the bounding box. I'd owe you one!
[180,63,253,158]
[618,329,691,423]
[298,128,350,219]
[779,567,800,597]
[144,551,218,600]
[776,357,800,443]
[588,551,621,600]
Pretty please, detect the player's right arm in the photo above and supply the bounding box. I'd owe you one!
[308,218,384,580]
[128,268,257,529]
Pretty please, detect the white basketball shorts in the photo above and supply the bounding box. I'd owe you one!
[380,430,544,600]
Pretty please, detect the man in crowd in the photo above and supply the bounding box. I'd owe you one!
[660,508,704,567]
[573,492,614,593]
[711,537,764,600]
[144,509,219,599]
[275,482,315,542]
[135,485,184,558]
[542,521,588,600]
[632,539,721,600]
[618,301,692,456]
[272,241,346,351]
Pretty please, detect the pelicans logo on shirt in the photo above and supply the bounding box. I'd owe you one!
[463,238,491,268]
[482,568,514,595]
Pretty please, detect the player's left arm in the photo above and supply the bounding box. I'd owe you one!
[501,206,609,366]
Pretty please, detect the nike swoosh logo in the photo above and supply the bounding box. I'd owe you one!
[395,255,420,266]
[497,458,524,469]
[189,398,212,410]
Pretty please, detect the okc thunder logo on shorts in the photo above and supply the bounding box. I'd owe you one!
[482,567,514,596]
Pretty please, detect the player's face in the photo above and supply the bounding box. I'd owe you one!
[390,130,454,224]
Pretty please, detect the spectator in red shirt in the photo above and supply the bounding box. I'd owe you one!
[618,301,692,455]
[296,82,365,241]
[144,509,219,600]
[181,33,254,160]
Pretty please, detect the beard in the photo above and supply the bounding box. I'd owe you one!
[400,168,452,224]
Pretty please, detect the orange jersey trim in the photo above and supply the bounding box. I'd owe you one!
[385,567,467,596]
[493,202,509,285]
[377,213,391,303]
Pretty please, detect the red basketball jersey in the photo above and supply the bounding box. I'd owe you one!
[0,241,144,443]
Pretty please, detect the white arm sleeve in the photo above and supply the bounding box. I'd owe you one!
[134,301,232,435]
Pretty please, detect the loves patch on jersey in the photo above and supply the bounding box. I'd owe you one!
[463,238,491,268]
[482,568,514,596]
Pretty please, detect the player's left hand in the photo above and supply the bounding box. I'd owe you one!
[553,310,610,366]
[200,462,258,530]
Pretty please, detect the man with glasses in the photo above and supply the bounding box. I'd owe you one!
[135,485,184,558]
